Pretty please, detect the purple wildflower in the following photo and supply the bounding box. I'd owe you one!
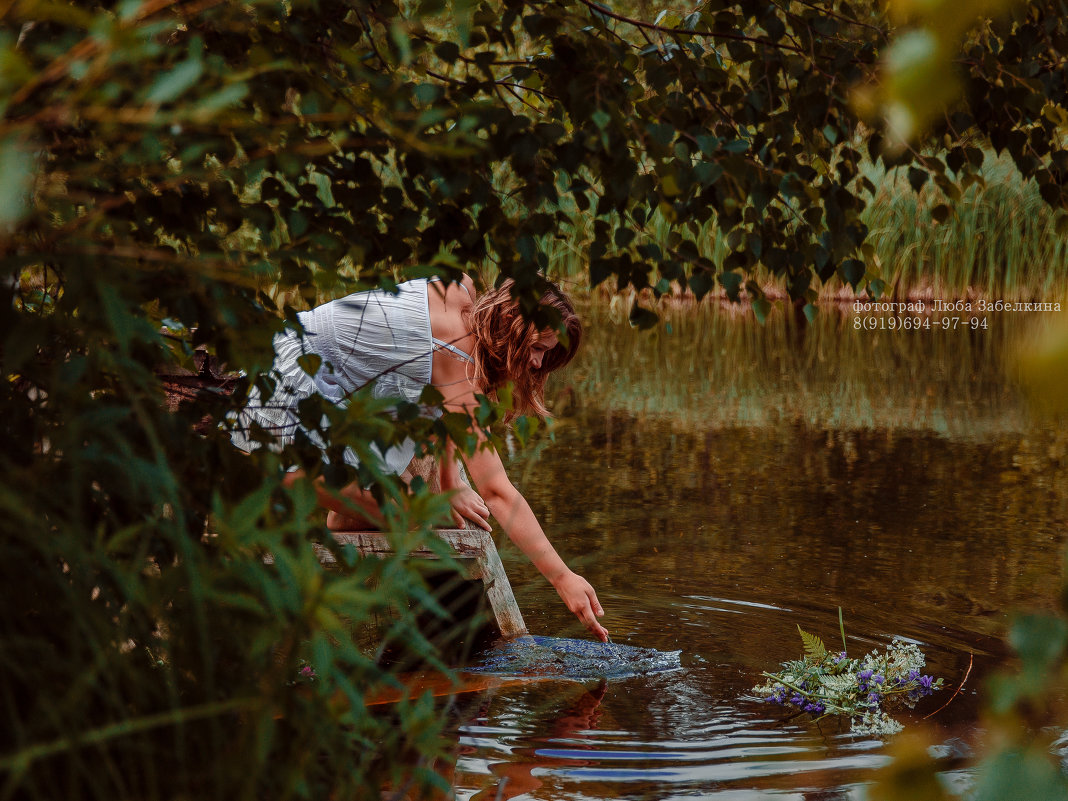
[790,694,805,706]
[908,669,920,681]
[766,686,788,703]
[867,692,882,704]
[856,669,873,692]
[300,666,316,679]
[872,674,885,685]
[803,701,825,714]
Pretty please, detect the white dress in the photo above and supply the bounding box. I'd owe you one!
[229,278,471,474]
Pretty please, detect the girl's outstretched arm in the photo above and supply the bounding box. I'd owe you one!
[461,434,609,642]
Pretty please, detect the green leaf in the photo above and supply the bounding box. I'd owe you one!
[646,123,674,147]
[628,302,658,330]
[146,43,204,105]
[972,749,1068,801]
[719,270,743,302]
[840,259,865,290]
[195,83,249,116]
[419,384,445,407]
[661,173,681,197]
[297,354,322,376]
[797,625,827,661]
[689,270,715,301]
[389,22,413,64]
[591,109,611,130]
[1009,614,1068,672]
[752,297,771,325]
[0,135,32,231]
[434,42,460,62]
[907,166,928,193]
[288,210,308,239]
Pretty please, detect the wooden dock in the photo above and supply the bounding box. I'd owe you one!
[329,529,527,639]
[268,528,528,639]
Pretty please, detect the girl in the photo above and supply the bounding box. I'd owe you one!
[231,275,609,642]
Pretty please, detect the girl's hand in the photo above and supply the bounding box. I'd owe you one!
[448,485,491,530]
[551,570,609,642]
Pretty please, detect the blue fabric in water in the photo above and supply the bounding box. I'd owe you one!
[469,635,682,680]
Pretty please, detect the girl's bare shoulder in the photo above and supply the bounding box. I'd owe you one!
[427,276,476,351]
[446,274,477,308]
[427,276,476,306]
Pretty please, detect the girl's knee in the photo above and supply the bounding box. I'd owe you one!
[326,510,377,531]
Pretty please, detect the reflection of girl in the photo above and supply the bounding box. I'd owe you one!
[483,680,608,801]
[231,275,609,642]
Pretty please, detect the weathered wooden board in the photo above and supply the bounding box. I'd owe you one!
[265,529,528,639]
[332,529,528,639]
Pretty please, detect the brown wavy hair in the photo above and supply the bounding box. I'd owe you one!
[466,279,582,419]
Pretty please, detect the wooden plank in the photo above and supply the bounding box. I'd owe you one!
[335,529,528,639]
[457,532,528,639]
[264,529,528,639]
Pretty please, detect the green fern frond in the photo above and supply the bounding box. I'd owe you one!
[820,674,855,692]
[797,625,827,661]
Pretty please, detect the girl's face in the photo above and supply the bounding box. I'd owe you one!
[529,329,560,371]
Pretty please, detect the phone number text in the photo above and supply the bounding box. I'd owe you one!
[852,316,988,331]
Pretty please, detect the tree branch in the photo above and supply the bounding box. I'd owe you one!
[576,0,807,56]
[792,0,888,39]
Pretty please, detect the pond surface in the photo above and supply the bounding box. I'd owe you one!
[450,300,1068,800]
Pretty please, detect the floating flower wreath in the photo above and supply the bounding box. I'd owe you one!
[752,615,944,736]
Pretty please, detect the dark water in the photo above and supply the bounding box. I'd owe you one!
[449,302,1068,800]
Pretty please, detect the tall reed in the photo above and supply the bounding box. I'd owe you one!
[519,151,1068,301]
[861,152,1068,300]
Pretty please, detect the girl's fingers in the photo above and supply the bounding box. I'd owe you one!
[590,620,609,642]
[587,588,604,616]
[578,600,608,641]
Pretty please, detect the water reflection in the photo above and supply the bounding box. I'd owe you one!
[449,304,1067,800]
[455,676,893,799]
